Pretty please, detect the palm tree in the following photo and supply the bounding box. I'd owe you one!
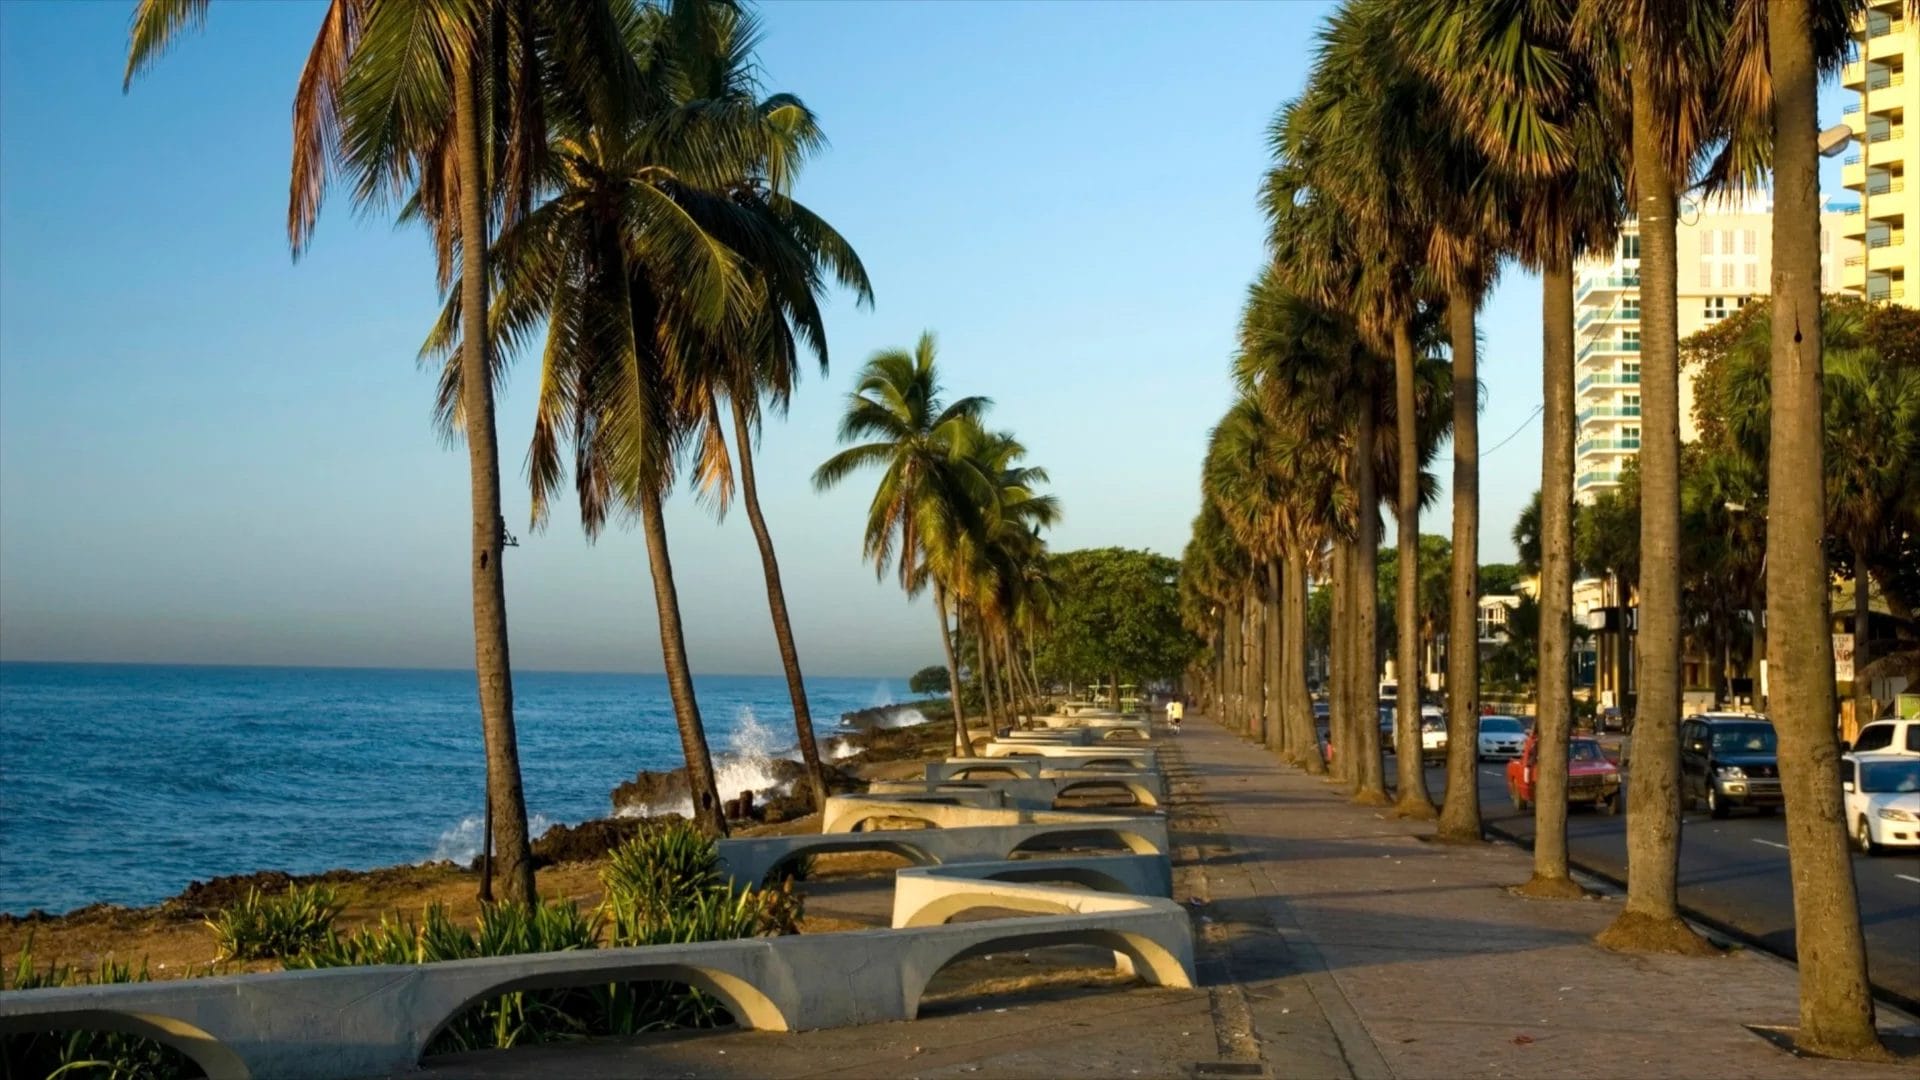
[1767,1,1881,1026]
[426,0,868,837]
[1400,0,1626,899]
[814,334,992,757]
[121,0,598,904]
[660,5,874,813]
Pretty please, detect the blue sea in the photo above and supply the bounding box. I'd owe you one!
[0,663,911,915]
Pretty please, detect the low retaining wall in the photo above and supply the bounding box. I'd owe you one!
[889,854,1175,928]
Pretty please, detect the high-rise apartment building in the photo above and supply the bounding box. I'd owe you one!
[1840,0,1917,305]
[1569,200,1856,504]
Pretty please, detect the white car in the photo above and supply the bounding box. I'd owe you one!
[1843,752,1920,854]
[1477,715,1529,761]
[1849,718,1920,757]
[1420,706,1447,762]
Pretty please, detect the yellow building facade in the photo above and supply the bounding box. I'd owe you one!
[1840,0,1918,304]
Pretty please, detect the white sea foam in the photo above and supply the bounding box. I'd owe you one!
[825,736,860,761]
[429,812,553,865]
[879,706,927,730]
[613,706,798,819]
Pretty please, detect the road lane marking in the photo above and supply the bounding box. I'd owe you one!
[1897,874,1920,886]
[1481,769,1503,778]
[1752,839,1789,850]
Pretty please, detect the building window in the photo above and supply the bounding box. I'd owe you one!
[1700,261,1713,288]
[1822,230,1831,253]
[1703,231,1716,255]
[1622,361,1639,380]
[1622,330,1640,350]
[1743,228,1756,255]
[1722,262,1735,287]
[1622,234,1641,260]
[1745,263,1757,288]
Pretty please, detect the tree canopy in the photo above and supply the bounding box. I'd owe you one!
[1035,548,1202,688]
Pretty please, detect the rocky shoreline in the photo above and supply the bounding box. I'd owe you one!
[2,703,958,936]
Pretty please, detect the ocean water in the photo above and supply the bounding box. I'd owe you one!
[0,663,916,915]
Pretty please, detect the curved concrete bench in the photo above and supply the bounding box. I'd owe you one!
[0,906,1192,1080]
[868,775,1161,811]
[889,854,1174,928]
[925,757,1047,782]
[717,811,1171,889]
[979,743,1158,772]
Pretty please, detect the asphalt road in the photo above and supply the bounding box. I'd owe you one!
[1407,755,1920,1011]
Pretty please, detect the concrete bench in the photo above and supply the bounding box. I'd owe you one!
[889,854,1175,928]
[867,775,1161,811]
[0,907,1193,1080]
[716,812,1171,890]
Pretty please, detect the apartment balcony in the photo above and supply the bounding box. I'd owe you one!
[1576,371,1641,395]
[1842,61,1906,93]
[1576,470,1623,492]
[1576,338,1642,365]
[1577,436,1642,457]
[1573,273,1639,305]
[1575,305,1638,332]
[1850,234,1911,273]
[1863,19,1911,63]
[1577,404,1642,426]
[1843,125,1905,165]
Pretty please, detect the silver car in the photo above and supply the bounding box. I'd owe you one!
[1477,715,1529,761]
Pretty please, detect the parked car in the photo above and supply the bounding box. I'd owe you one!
[1680,713,1781,818]
[1506,731,1621,814]
[1477,715,1528,761]
[1843,753,1920,854]
[1420,712,1447,764]
[1848,718,1920,757]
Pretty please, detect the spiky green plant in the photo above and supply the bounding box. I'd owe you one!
[204,884,344,961]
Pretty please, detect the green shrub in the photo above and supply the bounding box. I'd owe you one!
[600,820,720,936]
[204,884,342,961]
[2,939,203,1079]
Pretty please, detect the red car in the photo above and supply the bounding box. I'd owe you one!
[1507,731,1622,815]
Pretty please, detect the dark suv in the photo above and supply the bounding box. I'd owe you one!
[1680,713,1781,818]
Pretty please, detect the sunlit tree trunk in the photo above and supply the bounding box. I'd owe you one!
[1602,59,1703,949]
[1265,562,1285,751]
[1439,286,1483,842]
[1522,254,1582,897]
[728,396,827,810]
[1767,2,1881,1052]
[1353,414,1389,806]
[453,49,534,904]
[1393,320,1436,819]
[1330,546,1353,783]
[935,583,974,756]
[1288,548,1325,774]
[637,486,726,837]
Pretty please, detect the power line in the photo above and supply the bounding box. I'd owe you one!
[1482,404,1544,457]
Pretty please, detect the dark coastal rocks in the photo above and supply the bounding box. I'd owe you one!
[610,768,692,814]
[837,703,930,731]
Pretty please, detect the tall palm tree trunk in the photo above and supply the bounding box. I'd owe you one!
[1288,548,1325,774]
[1330,544,1352,782]
[935,583,975,756]
[1438,288,1482,842]
[973,608,1002,733]
[1522,254,1583,898]
[1768,4,1881,1053]
[453,50,534,906]
[1353,421,1389,806]
[1602,60,1702,949]
[1265,560,1286,753]
[1852,540,1871,728]
[728,396,827,811]
[1393,321,1436,818]
[637,487,727,836]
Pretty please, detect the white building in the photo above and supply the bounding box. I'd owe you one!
[1570,197,1859,505]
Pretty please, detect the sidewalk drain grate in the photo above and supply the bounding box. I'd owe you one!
[1191,1063,1266,1077]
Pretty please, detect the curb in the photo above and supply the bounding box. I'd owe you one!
[1479,817,1920,1024]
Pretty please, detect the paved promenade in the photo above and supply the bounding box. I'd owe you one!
[421,715,1918,1079]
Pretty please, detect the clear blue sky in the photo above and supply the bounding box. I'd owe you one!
[0,1,1852,677]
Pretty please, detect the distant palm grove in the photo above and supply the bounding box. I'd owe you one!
[1177,0,1909,1061]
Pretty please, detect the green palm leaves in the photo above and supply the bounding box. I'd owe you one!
[815,334,1058,752]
